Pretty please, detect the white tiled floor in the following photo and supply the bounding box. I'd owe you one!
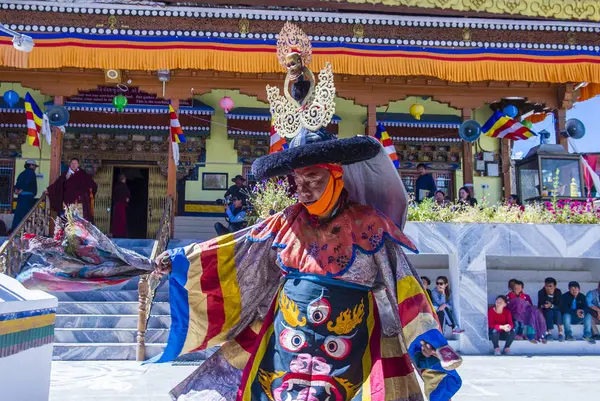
[49,356,599,400]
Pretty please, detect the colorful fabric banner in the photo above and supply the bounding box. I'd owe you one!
[24,92,42,148]
[269,119,288,154]
[170,104,185,166]
[482,111,537,140]
[3,34,600,85]
[374,123,399,168]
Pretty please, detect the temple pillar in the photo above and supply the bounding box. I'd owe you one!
[500,139,512,200]
[49,96,64,184]
[167,100,179,235]
[554,109,568,151]
[461,108,474,195]
[367,103,377,136]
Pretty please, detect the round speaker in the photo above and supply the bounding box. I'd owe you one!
[459,120,482,142]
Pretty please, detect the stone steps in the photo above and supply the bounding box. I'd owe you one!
[53,343,167,361]
[55,313,171,329]
[56,301,170,315]
[173,216,222,241]
[54,327,169,343]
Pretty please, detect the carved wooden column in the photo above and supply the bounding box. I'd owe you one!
[461,109,474,195]
[554,108,568,151]
[49,96,64,184]
[367,103,377,136]
[136,275,149,361]
[167,99,178,235]
[500,139,512,200]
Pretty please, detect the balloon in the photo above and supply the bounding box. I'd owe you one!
[112,94,128,112]
[459,120,481,142]
[3,90,20,108]
[409,103,424,120]
[503,104,518,118]
[565,119,585,139]
[219,96,235,114]
[521,120,533,129]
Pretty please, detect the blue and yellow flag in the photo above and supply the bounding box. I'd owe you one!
[24,93,43,147]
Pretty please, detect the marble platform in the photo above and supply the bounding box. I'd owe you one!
[404,222,600,355]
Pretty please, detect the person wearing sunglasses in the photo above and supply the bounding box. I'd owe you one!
[431,276,464,335]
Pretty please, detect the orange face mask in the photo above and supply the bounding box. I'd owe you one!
[303,164,345,217]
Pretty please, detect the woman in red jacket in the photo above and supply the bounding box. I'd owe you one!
[489,295,516,355]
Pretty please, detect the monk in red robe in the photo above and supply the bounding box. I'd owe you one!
[47,158,98,222]
[111,173,130,238]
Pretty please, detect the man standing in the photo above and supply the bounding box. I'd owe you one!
[538,277,564,341]
[560,281,595,344]
[415,163,436,203]
[10,160,38,232]
[47,158,98,222]
[585,281,600,340]
[111,174,130,238]
[224,174,248,202]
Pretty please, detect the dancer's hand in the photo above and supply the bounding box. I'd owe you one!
[154,251,172,277]
[420,340,436,358]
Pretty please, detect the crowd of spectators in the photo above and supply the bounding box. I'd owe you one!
[488,278,600,355]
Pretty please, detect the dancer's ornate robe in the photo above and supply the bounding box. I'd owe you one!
[161,202,461,401]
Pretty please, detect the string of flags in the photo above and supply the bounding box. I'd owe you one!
[482,110,536,141]
[269,119,288,154]
[374,123,400,168]
[169,104,186,166]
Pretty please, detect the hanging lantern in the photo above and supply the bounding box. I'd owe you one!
[219,96,235,114]
[112,94,128,112]
[409,103,424,120]
[3,90,20,108]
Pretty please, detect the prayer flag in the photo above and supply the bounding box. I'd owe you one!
[169,104,185,165]
[24,93,42,148]
[269,119,288,154]
[374,123,400,168]
[482,111,537,141]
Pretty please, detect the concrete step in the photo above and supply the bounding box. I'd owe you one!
[174,216,224,240]
[52,343,166,361]
[52,291,169,302]
[55,314,170,329]
[491,338,600,355]
[56,301,170,315]
[54,328,168,343]
[487,270,594,284]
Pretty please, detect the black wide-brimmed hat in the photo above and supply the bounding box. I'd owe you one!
[232,174,246,182]
[252,130,380,180]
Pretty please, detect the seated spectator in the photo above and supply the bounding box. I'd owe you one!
[508,278,517,293]
[433,190,450,207]
[560,281,596,344]
[585,281,600,340]
[488,295,516,355]
[421,276,432,300]
[538,277,564,341]
[507,280,533,304]
[507,194,525,212]
[431,276,464,334]
[214,196,248,236]
[507,280,532,338]
[457,186,477,207]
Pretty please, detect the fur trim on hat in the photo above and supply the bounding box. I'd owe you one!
[252,136,381,180]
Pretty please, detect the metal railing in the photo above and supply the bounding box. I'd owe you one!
[136,195,173,361]
[0,193,51,277]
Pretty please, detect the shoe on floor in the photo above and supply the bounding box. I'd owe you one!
[558,334,565,342]
[515,335,523,341]
[452,328,465,334]
[503,348,511,355]
[565,335,575,341]
[584,337,597,345]
[494,348,501,356]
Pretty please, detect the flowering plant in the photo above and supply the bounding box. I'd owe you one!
[246,178,298,225]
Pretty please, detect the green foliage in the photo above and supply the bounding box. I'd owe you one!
[246,178,298,225]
